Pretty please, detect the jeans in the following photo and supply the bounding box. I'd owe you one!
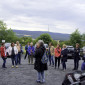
[62,61,66,70]
[17,52,21,64]
[55,57,61,68]
[37,71,45,82]
[49,55,54,65]
[11,55,17,66]
[2,57,6,68]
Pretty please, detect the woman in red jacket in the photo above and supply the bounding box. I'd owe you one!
[0,43,7,68]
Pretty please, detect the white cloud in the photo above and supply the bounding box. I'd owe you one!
[0,0,85,34]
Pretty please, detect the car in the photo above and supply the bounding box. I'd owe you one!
[66,46,74,59]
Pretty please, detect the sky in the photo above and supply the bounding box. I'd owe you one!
[0,0,85,34]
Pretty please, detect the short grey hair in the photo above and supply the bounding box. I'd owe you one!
[38,40,44,44]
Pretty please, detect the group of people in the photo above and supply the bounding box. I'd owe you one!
[46,43,81,71]
[0,40,85,84]
[0,41,22,68]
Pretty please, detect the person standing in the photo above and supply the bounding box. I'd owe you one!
[54,44,61,69]
[73,43,80,70]
[24,42,30,59]
[34,40,48,83]
[61,44,68,71]
[16,41,21,65]
[0,43,7,68]
[48,42,54,66]
[28,42,34,64]
[8,42,18,68]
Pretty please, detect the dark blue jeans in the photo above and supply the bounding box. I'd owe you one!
[2,57,6,68]
[62,61,66,70]
[49,55,54,65]
[17,52,21,64]
[11,55,17,66]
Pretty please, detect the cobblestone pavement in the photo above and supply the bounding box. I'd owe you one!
[0,56,83,85]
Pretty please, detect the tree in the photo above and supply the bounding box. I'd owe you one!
[82,33,85,46]
[0,20,18,43]
[36,33,52,44]
[70,29,82,47]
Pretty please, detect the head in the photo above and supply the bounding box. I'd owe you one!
[49,42,52,47]
[11,42,15,47]
[36,42,40,48]
[38,40,44,47]
[63,44,66,49]
[57,44,60,48]
[16,41,20,46]
[76,43,79,48]
[30,42,33,47]
[27,42,30,45]
[2,43,5,47]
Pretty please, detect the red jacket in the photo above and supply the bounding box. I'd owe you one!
[54,48,61,57]
[0,46,7,57]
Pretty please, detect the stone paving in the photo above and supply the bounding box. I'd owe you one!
[0,55,83,85]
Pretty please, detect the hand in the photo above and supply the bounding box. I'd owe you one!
[61,55,63,57]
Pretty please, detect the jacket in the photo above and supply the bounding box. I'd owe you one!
[81,62,85,71]
[25,45,29,51]
[27,46,34,55]
[61,48,68,62]
[34,46,48,72]
[0,46,7,57]
[54,48,61,57]
[74,48,80,60]
[8,46,18,56]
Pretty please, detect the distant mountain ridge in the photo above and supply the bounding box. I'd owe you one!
[13,30,70,41]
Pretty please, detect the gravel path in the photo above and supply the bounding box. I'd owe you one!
[0,56,83,85]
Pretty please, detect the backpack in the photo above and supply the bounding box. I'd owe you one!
[41,52,48,64]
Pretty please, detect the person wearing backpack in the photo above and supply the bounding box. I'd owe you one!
[34,40,48,83]
[0,43,7,68]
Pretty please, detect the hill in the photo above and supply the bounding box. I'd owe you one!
[13,30,70,41]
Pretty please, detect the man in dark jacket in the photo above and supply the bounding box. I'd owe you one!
[73,43,80,70]
[34,40,47,83]
[24,42,30,59]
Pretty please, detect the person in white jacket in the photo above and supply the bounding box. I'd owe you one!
[8,42,18,68]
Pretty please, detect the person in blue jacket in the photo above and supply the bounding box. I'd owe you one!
[81,51,85,71]
[27,42,35,64]
[81,60,85,71]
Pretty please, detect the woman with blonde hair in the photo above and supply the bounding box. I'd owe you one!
[61,44,68,71]
[16,41,21,65]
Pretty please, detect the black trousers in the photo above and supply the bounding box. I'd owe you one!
[74,58,79,70]
[55,57,61,68]
[24,51,28,59]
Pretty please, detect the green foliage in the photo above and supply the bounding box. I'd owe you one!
[70,29,82,47]
[0,20,18,43]
[20,37,32,45]
[36,33,52,44]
